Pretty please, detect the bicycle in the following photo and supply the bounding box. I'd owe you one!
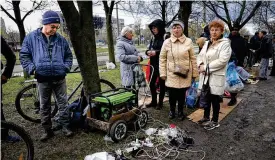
[15,67,116,123]
[1,120,34,160]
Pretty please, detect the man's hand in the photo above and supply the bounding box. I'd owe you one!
[137,56,141,63]
[1,75,8,84]
[160,76,167,80]
[147,50,156,57]
[198,65,205,74]
[150,50,156,56]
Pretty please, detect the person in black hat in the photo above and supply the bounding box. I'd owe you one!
[20,10,73,141]
[145,19,166,109]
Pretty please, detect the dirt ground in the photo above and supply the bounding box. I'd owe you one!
[2,76,275,160]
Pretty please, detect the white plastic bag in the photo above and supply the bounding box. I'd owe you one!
[236,66,250,81]
[225,62,244,93]
[106,62,115,70]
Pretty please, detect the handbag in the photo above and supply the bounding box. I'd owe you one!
[199,64,211,108]
[170,40,189,78]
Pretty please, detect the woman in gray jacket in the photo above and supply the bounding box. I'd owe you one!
[116,26,143,88]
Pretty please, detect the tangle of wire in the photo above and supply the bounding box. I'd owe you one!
[104,108,206,160]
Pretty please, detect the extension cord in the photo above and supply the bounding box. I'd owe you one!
[125,146,138,153]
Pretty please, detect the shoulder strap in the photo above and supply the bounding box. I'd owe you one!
[170,39,176,65]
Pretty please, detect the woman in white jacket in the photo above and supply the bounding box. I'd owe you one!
[197,20,232,130]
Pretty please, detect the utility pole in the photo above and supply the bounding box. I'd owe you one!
[116,3,119,36]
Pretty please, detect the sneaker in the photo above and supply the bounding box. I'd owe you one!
[204,121,220,130]
[197,118,210,125]
[62,127,73,137]
[228,98,237,106]
[40,130,54,142]
[52,124,62,131]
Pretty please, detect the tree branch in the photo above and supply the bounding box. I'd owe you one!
[1,5,16,23]
[239,1,262,29]
[222,1,231,25]
[204,2,228,23]
[22,1,43,22]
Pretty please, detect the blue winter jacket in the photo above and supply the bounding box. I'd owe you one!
[20,28,73,78]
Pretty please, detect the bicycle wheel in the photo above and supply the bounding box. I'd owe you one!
[1,121,34,160]
[100,79,116,91]
[15,83,58,123]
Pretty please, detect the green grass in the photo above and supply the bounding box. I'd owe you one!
[2,63,198,160]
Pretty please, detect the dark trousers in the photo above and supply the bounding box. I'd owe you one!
[168,87,187,113]
[149,69,165,104]
[38,79,69,130]
[204,94,221,122]
[1,86,8,139]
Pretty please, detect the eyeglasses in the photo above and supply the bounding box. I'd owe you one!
[50,25,60,29]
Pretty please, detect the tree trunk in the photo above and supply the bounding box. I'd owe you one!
[17,21,26,45]
[103,1,116,65]
[106,16,116,65]
[58,1,101,96]
[12,1,26,44]
[161,1,166,23]
[178,1,192,37]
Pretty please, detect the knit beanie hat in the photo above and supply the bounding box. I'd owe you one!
[42,11,60,25]
[169,20,184,30]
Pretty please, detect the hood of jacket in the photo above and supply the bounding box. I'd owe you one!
[148,19,166,38]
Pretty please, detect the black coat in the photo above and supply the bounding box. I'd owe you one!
[1,36,16,79]
[258,36,273,59]
[229,33,248,62]
[145,19,166,73]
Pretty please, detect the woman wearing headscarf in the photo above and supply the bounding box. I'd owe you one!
[159,21,198,120]
[145,19,166,109]
[116,26,143,88]
[197,20,232,130]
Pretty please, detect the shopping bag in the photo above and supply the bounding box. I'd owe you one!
[225,62,244,93]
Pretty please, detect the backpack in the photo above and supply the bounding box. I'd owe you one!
[67,96,88,129]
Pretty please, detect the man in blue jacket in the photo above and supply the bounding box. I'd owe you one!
[20,11,73,141]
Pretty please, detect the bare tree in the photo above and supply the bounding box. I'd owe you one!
[58,1,101,95]
[119,0,179,27]
[1,0,48,44]
[203,1,262,31]
[103,0,118,65]
[178,1,193,37]
[252,1,275,33]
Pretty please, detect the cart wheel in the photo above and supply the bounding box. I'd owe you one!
[110,120,128,142]
[137,110,148,128]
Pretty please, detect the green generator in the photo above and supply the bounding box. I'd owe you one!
[87,88,148,142]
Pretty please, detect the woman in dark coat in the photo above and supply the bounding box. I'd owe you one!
[145,19,166,109]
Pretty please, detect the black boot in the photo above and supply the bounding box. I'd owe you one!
[156,101,163,110]
[40,129,54,142]
[146,101,157,108]
[177,105,186,120]
[169,106,176,119]
[62,127,73,137]
[228,97,237,106]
